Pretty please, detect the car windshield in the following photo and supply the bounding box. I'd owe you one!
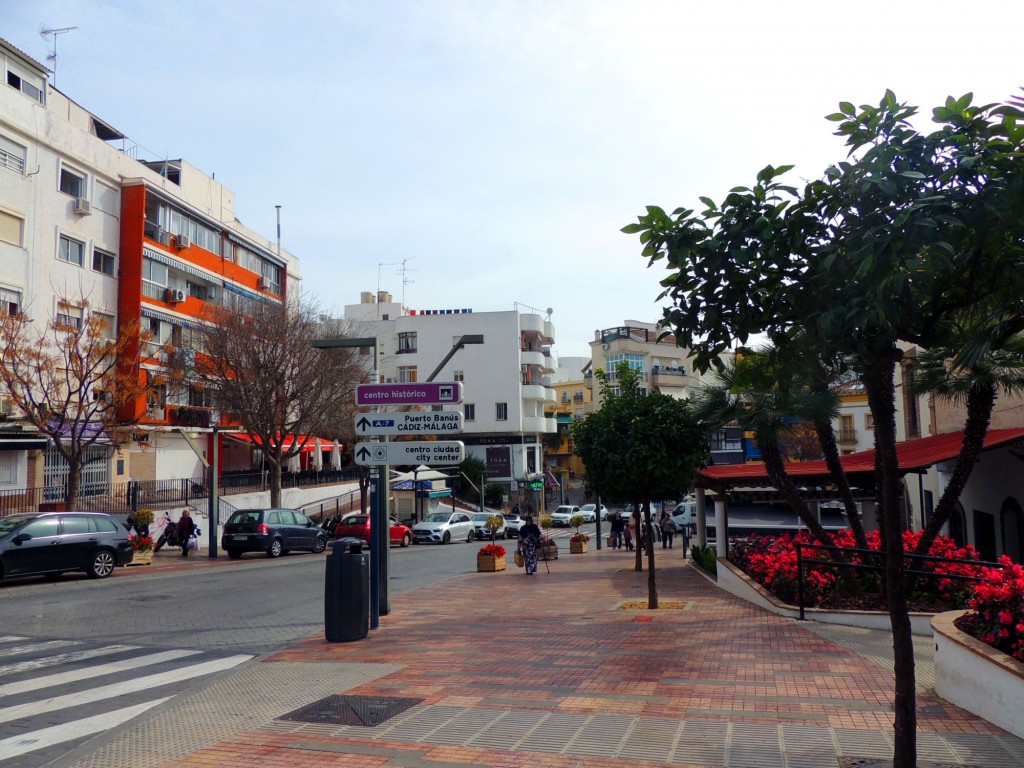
[425,513,451,523]
[341,516,367,525]
[228,511,262,525]
[0,515,33,536]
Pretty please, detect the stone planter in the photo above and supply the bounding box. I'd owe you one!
[128,549,153,566]
[538,543,558,561]
[569,540,588,554]
[476,554,506,572]
[933,610,1024,739]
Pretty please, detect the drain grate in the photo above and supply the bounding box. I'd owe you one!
[279,695,423,727]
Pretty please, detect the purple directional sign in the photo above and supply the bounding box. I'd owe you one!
[355,381,463,406]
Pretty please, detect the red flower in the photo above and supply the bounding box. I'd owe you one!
[478,544,506,557]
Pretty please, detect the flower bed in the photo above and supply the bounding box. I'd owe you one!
[961,557,1024,662]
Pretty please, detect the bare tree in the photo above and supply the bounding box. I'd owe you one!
[0,297,154,507]
[190,296,369,506]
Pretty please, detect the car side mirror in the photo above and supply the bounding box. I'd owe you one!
[12,533,30,544]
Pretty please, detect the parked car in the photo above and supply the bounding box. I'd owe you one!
[411,511,474,544]
[503,512,523,537]
[221,508,328,559]
[549,505,582,526]
[333,514,412,547]
[470,512,506,540]
[0,511,134,581]
[578,504,606,523]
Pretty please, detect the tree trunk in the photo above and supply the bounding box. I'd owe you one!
[64,459,81,510]
[268,459,283,508]
[359,469,371,514]
[644,499,658,609]
[862,356,917,768]
[814,419,870,550]
[633,501,643,571]
[759,436,834,545]
[915,383,996,556]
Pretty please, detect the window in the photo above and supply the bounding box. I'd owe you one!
[496,402,508,421]
[260,260,281,294]
[6,61,44,104]
[142,257,169,300]
[0,209,22,245]
[606,353,646,379]
[865,413,874,430]
[574,389,584,402]
[61,515,92,534]
[0,134,25,173]
[92,312,115,339]
[56,304,83,330]
[397,366,418,383]
[94,180,118,215]
[454,370,464,382]
[58,234,85,266]
[92,249,116,277]
[561,392,570,403]
[709,430,741,451]
[59,167,86,198]
[464,403,475,421]
[0,453,15,485]
[0,286,21,315]
[186,280,213,302]
[397,332,417,354]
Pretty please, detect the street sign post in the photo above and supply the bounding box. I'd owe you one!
[355,382,463,406]
[354,412,463,436]
[354,441,464,466]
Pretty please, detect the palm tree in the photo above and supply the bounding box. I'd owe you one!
[693,351,837,545]
[911,315,1024,555]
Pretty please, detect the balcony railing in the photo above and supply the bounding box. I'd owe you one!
[836,429,857,444]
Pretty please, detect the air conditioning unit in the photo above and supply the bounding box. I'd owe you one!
[176,234,191,249]
[165,288,186,303]
[73,197,91,215]
[257,277,269,289]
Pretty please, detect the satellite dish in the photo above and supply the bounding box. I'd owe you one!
[546,307,553,316]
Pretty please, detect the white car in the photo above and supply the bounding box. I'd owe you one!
[549,505,581,527]
[411,511,475,544]
[470,512,506,540]
[578,504,606,523]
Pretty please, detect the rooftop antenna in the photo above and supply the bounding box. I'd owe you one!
[395,255,417,306]
[39,25,78,87]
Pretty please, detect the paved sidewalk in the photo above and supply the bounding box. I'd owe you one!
[66,545,1024,768]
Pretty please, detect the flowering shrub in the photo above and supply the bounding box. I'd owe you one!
[731,529,987,607]
[965,558,1024,662]
[478,544,506,558]
[570,532,591,543]
[129,534,154,552]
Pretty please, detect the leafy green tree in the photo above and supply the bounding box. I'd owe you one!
[625,91,1024,768]
[458,456,488,505]
[572,363,709,607]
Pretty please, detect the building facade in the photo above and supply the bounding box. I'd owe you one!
[0,37,296,499]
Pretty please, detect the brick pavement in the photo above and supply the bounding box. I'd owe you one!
[76,543,1024,768]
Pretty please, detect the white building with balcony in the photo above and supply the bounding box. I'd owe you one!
[343,292,557,488]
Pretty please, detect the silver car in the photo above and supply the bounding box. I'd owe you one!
[470,512,506,540]
[411,511,475,544]
[549,505,581,527]
[578,504,606,523]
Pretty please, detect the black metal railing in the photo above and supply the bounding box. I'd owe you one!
[794,541,1006,620]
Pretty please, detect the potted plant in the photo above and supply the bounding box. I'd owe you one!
[484,514,504,541]
[128,531,155,566]
[476,543,507,572]
[569,513,590,554]
[538,516,558,560]
[128,507,155,537]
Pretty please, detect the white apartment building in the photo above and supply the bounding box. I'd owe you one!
[343,292,557,489]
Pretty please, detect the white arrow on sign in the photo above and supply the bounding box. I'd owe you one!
[354,411,463,436]
[353,441,464,466]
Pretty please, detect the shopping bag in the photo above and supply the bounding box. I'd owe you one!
[187,535,198,551]
[514,550,524,568]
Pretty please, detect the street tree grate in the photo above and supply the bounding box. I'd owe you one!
[838,759,979,768]
[279,694,423,727]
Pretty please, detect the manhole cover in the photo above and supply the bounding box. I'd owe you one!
[279,695,423,727]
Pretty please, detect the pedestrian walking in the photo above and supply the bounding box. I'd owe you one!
[660,509,675,549]
[518,514,542,575]
[623,516,634,551]
[176,509,198,557]
[610,511,625,549]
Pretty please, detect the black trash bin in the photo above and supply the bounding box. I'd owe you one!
[325,537,369,642]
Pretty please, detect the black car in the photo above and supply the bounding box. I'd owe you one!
[221,508,328,559]
[0,511,134,581]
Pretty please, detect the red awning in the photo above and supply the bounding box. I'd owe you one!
[698,427,1024,487]
[225,433,340,453]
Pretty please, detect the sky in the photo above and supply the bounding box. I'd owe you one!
[5,1,1023,358]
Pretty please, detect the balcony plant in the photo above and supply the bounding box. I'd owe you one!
[476,543,507,572]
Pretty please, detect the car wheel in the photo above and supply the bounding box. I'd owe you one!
[466,529,475,543]
[87,549,116,579]
[402,533,411,548]
[442,530,451,544]
[312,536,327,554]
[267,539,283,558]
[227,548,243,560]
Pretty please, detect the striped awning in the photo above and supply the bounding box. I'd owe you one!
[141,306,202,330]
[143,247,219,283]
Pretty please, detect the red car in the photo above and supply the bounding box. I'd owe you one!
[334,514,412,547]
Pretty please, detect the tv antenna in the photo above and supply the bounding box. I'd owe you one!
[377,256,417,306]
[39,25,78,87]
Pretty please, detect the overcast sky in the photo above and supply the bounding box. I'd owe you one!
[6,1,1023,357]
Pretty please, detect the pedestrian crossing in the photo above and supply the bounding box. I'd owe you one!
[0,635,251,765]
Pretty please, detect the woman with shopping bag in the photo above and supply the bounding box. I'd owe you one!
[176,509,198,557]
[517,515,542,575]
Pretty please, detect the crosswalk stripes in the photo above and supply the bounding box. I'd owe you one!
[0,635,252,765]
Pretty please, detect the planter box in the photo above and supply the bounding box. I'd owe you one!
[569,540,588,554]
[128,550,153,566]
[476,554,506,572]
[933,610,1024,739]
[538,543,558,561]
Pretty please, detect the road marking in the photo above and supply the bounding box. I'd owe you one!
[0,645,139,677]
[0,637,25,644]
[0,640,79,658]
[0,654,252,724]
[0,697,171,759]
[0,649,200,697]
